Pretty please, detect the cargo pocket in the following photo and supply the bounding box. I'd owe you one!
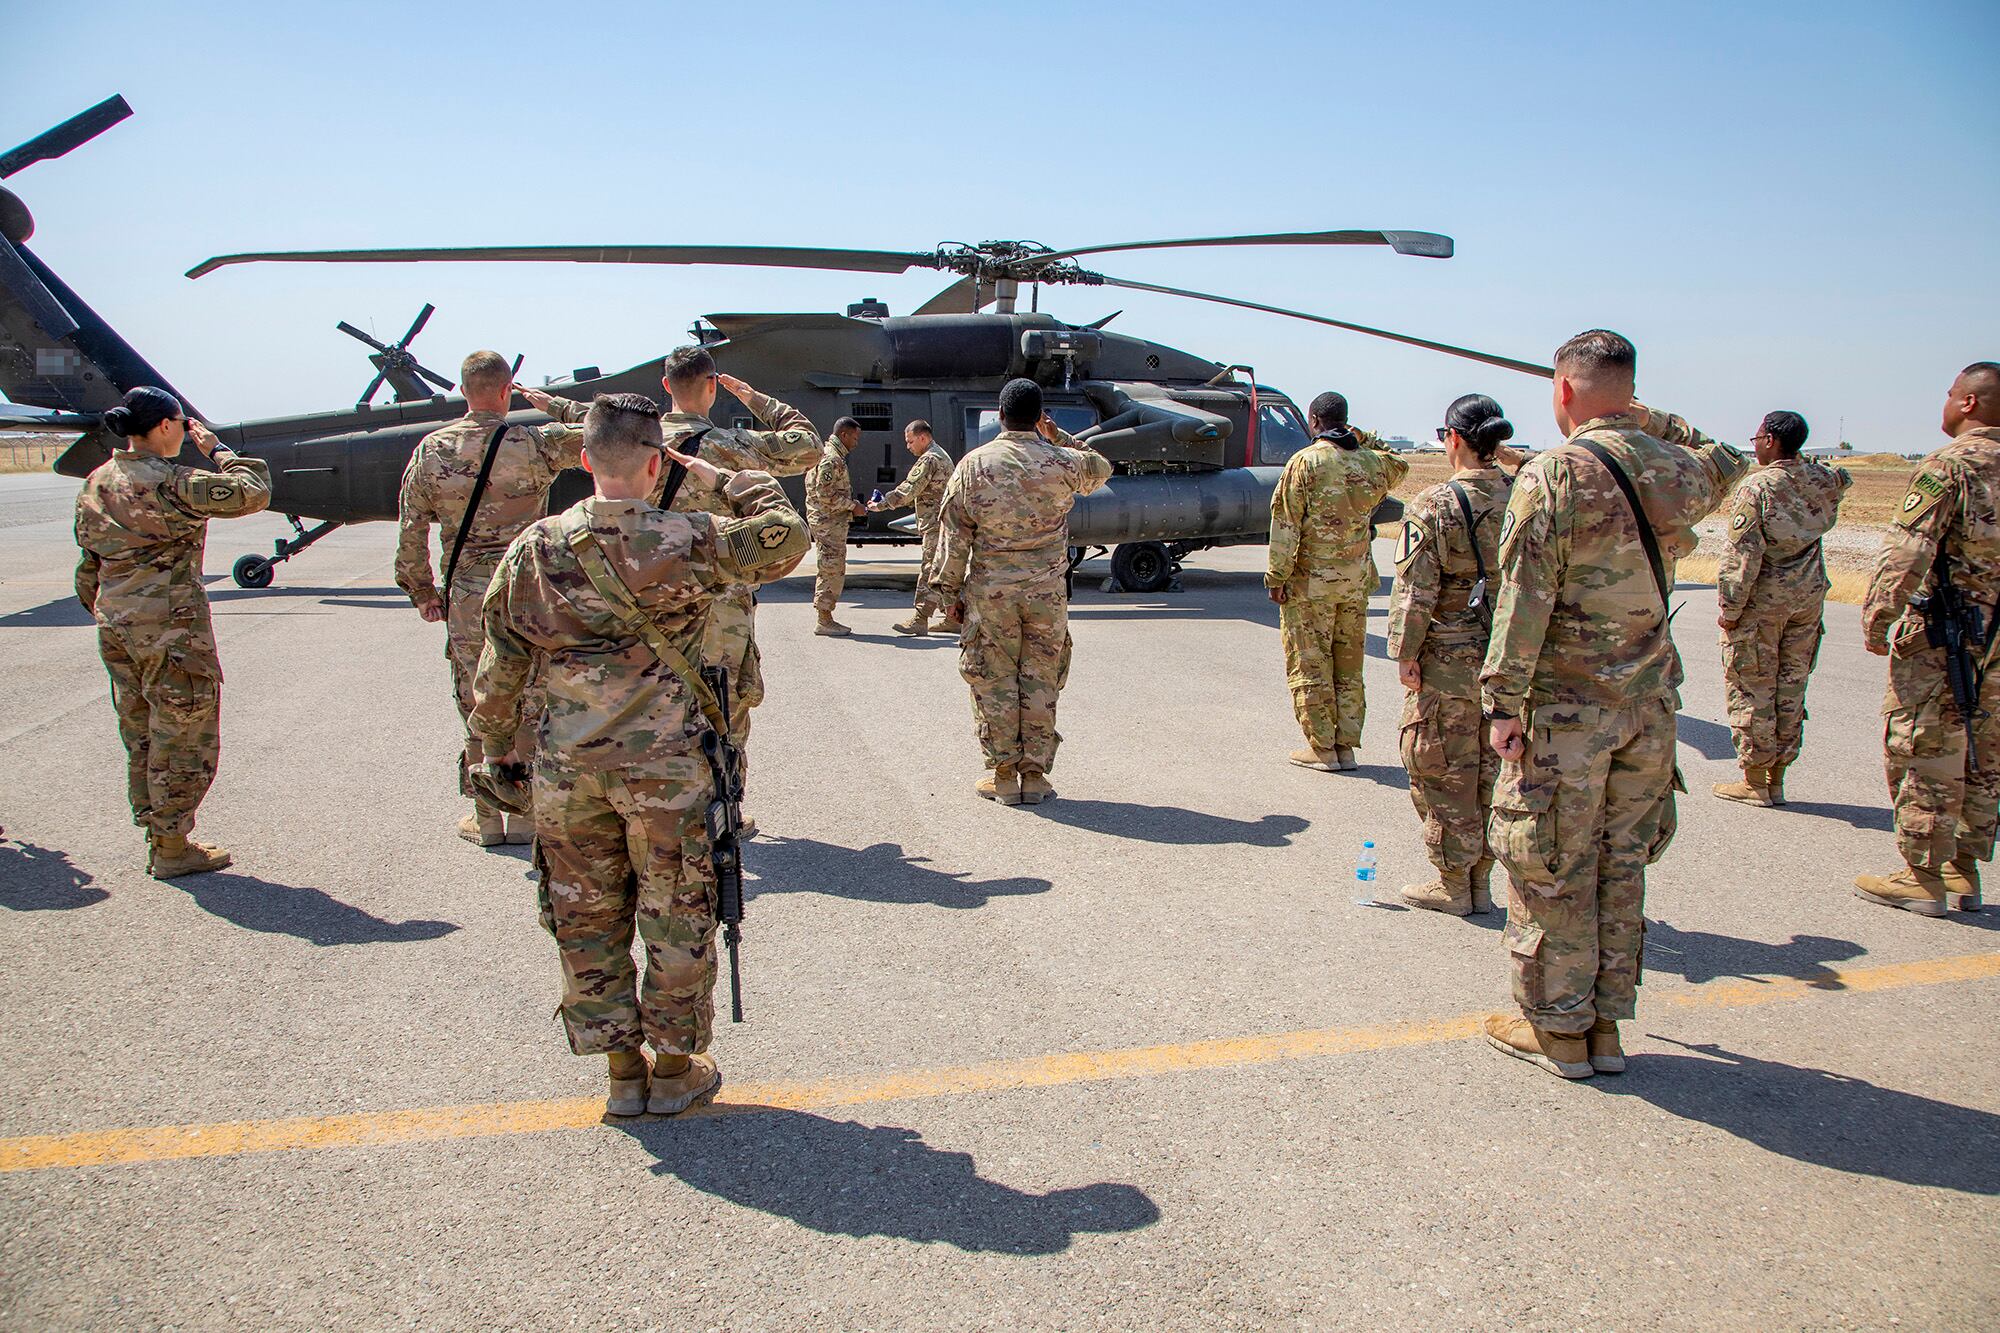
[957,617,990,687]
[1505,919,1547,1010]
[150,649,219,723]
[1399,691,1447,780]
[1647,766,1687,865]
[1487,762,1557,889]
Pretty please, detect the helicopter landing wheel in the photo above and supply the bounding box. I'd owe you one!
[232,554,275,589]
[1110,541,1175,594]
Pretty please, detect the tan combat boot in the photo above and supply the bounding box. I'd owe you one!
[892,612,931,636]
[605,1050,650,1118]
[502,815,535,846]
[1400,868,1472,916]
[1766,764,1789,806]
[646,1052,721,1116]
[1483,1013,1594,1079]
[976,765,1022,805]
[1019,770,1056,805]
[458,812,505,846]
[1469,858,1496,913]
[1588,1018,1625,1074]
[148,832,232,880]
[814,615,852,637]
[1943,856,1983,913]
[1334,745,1359,772]
[1853,865,1948,917]
[937,608,964,635]
[1288,747,1339,772]
[1711,765,1775,807]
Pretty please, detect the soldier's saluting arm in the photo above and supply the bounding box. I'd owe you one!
[1048,422,1114,495]
[519,387,590,470]
[719,376,822,476]
[1862,457,1962,653]
[170,451,273,519]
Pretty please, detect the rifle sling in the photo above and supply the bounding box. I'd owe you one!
[1575,439,1670,614]
[1447,480,1487,585]
[440,422,512,617]
[563,524,730,739]
[659,427,712,513]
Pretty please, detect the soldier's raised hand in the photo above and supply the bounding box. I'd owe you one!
[518,385,555,413]
[1036,413,1060,442]
[662,440,722,491]
[715,373,754,402]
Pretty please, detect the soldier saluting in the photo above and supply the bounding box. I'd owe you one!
[1480,330,1746,1080]
[1855,362,2000,917]
[469,393,807,1117]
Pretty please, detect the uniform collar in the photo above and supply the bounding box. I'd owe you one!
[581,496,651,516]
[1955,425,2000,446]
[1568,415,1632,439]
[1451,465,1503,480]
[464,408,508,423]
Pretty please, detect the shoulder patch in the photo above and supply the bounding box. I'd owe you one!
[208,483,235,504]
[1897,470,1951,528]
[722,511,807,571]
[1731,511,1749,532]
[1393,520,1429,567]
[1497,508,1518,550]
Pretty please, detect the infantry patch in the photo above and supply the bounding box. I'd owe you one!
[1731,511,1749,532]
[1393,520,1428,567]
[1897,471,1949,527]
[1498,508,1518,550]
[756,522,789,550]
[724,513,805,570]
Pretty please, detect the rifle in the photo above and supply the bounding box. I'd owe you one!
[699,665,747,1022]
[1911,545,1988,774]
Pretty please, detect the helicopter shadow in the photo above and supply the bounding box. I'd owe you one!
[1024,799,1308,846]
[168,871,459,946]
[619,1108,1161,1253]
[1642,920,1865,990]
[0,839,107,911]
[747,837,1050,909]
[1602,1038,2000,1194]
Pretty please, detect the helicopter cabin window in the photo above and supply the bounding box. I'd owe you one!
[964,404,1097,449]
[852,402,895,433]
[1257,401,1313,464]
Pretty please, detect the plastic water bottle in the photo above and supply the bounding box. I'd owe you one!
[869,488,884,505]
[1354,841,1380,905]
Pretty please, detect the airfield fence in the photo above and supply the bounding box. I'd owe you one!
[0,436,67,472]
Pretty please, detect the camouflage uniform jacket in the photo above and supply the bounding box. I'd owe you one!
[1266,430,1409,596]
[653,388,822,522]
[1861,425,2000,660]
[881,444,954,532]
[1480,406,1748,718]
[933,426,1113,598]
[74,450,274,662]
[470,472,809,770]
[804,442,856,531]
[394,400,588,608]
[1716,456,1852,622]
[1385,466,1512,697]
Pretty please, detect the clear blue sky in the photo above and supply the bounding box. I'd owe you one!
[8,0,1995,449]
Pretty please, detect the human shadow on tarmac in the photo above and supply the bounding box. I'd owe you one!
[1673,714,1737,761]
[1642,921,1864,990]
[624,1110,1161,1252]
[168,872,458,946]
[0,840,108,911]
[0,597,94,628]
[746,836,1051,908]
[1775,800,1895,832]
[1026,799,1308,846]
[1605,1039,2000,1194]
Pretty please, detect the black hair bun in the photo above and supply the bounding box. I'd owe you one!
[1474,416,1515,447]
[102,405,133,437]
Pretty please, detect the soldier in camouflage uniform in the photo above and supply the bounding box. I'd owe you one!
[1267,391,1408,772]
[934,378,1111,805]
[1386,394,1519,915]
[1712,411,1851,808]
[1481,330,1746,1080]
[74,387,271,878]
[396,350,588,847]
[805,417,865,636]
[1854,362,2000,918]
[470,394,807,1117]
[868,419,956,636]
[654,346,823,815]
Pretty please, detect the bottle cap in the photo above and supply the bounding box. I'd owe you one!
[1363,840,1374,847]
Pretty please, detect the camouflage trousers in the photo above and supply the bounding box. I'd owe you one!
[447,561,543,817]
[532,757,719,1056]
[1399,689,1496,876]
[1721,596,1825,768]
[960,583,1072,773]
[1882,645,2000,869]
[1488,695,1680,1034]
[913,525,944,616]
[98,628,221,838]
[1280,591,1368,750]
[702,587,763,785]
[810,521,846,613]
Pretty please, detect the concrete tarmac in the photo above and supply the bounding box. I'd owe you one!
[1,472,1995,1331]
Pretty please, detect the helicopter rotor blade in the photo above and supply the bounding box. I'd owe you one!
[401,302,436,345]
[336,320,391,353]
[0,95,134,180]
[912,277,993,317]
[189,244,943,280]
[1100,276,1553,379]
[1033,229,1454,267]
[358,369,389,406]
[509,353,524,380]
[414,362,456,392]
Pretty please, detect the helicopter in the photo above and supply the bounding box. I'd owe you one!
[3,97,1555,593]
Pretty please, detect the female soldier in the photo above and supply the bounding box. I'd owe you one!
[1385,394,1518,914]
[74,387,271,878]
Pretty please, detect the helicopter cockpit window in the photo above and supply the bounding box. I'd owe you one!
[1257,401,1314,464]
[965,404,1097,449]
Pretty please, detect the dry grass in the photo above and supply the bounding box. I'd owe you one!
[1675,555,1875,606]
[0,439,64,474]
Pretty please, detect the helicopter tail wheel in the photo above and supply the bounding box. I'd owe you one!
[1109,541,1175,595]
[232,554,274,589]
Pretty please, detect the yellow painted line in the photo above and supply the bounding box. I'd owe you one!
[3,950,1994,1175]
